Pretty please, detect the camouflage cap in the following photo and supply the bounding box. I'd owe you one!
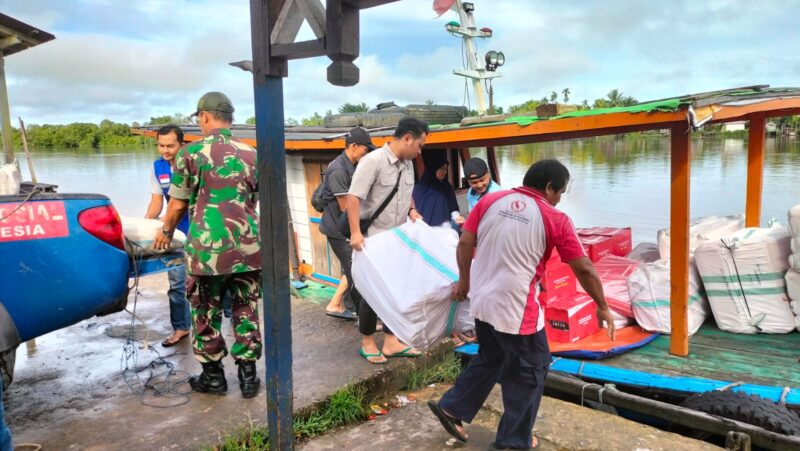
[190,91,235,117]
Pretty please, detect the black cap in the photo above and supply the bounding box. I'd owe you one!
[464,157,489,179]
[345,127,377,151]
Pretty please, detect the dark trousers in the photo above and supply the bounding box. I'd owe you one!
[439,319,549,449]
[327,237,359,313]
[358,297,392,336]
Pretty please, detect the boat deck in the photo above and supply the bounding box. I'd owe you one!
[603,324,800,388]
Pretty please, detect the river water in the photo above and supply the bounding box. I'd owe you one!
[23,135,800,244]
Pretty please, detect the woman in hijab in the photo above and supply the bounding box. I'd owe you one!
[413,152,465,229]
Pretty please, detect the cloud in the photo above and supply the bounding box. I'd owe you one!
[0,0,798,124]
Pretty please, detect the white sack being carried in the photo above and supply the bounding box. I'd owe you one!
[695,226,794,334]
[0,163,21,196]
[786,269,800,331]
[351,221,473,350]
[789,204,800,272]
[658,215,745,260]
[121,216,186,256]
[628,259,709,335]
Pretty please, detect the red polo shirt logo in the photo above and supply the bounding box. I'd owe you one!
[510,199,526,212]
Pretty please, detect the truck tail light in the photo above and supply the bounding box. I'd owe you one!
[78,205,125,251]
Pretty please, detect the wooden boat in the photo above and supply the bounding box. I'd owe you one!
[136,86,800,446]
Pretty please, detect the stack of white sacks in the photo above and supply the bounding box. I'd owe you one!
[627,216,742,335]
[694,224,795,334]
[120,216,187,256]
[787,205,800,330]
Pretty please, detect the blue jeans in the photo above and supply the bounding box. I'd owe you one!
[167,265,191,331]
[0,379,12,451]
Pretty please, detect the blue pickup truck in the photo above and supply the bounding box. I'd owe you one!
[0,186,182,391]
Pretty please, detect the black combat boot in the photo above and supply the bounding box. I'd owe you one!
[189,361,228,395]
[236,360,260,398]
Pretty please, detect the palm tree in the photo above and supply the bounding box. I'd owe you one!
[562,88,571,103]
[550,91,558,103]
[606,89,624,106]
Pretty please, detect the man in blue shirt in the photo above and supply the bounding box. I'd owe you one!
[145,125,192,347]
[464,157,502,212]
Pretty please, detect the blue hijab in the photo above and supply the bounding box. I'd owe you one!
[413,154,459,227]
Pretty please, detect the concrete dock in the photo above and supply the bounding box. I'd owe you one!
[5,274,721,450]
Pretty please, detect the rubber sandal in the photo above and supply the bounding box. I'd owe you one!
[326,309,358,321]
[359,348,387,364]
[161,331,189,347]
[385,346,422,358]
[427,400,467,443]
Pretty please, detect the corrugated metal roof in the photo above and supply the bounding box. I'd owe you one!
[0,13,55,57]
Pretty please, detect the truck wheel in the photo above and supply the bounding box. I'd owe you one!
[681,390,800,436]
[0,347,15,392]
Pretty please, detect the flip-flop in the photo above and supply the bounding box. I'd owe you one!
[427,400,467,443]
[326,309,358,320]
[385,346,422,358]
[161,331,189,347]
[359,348,387,364]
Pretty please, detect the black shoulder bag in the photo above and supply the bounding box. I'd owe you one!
[337,170,402,238]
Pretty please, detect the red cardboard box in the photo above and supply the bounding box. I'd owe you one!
[579,235,616,262]
[545,294,600,343]
[539,261,576,307]
[576,255,639,318]
[577,227,632,257]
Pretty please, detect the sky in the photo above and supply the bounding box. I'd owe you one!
[2,0,799,125]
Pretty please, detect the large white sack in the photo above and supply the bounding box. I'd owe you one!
[695,226,794,334]
[352,221,473,350]
[628,259,709,335]
[786,269,800,331]
[121,216,186,256]
[658,215,745,260]
[0,163,21,196]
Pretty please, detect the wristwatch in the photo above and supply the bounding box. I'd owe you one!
[162,227,174,239]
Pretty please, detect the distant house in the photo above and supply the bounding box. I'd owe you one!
[724,121,746,132]
[766,122,777,134]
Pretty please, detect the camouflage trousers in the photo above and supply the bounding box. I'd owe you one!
[187,271,263,363]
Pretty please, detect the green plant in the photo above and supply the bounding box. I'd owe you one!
[406,353,463,390]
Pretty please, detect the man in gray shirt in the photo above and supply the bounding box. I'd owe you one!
[347,117,429,364]
[319,127,376,320]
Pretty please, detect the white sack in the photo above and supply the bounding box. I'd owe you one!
[121,216,186,256]
[352,221,473,350]
[0,163,21,196]
[695,226,794,334]
[658,215,745,260]
[627,242,660,264]
[628,259,709,335]
[786,269,800,332]
[789,204,800,272]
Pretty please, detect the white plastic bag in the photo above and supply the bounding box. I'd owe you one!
[352,221,473,350]
[120,216,186,256]
[0,163,21,196]
[658,215,744,260]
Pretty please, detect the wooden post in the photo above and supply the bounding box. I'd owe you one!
[250,1,293,448]
[669,123,691,357]
[18,118,37,184]
[745,113,766,228]
[0,54,14,164]
[486,146,500,185]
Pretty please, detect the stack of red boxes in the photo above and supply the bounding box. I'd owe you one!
[541,226,634,343]
[577,227,632,262]
[576,254,639,319]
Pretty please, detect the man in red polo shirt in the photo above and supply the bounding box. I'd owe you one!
[428,159,615,450]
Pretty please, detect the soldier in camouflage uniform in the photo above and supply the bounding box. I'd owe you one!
[153,92,262,398]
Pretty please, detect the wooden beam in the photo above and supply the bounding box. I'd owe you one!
[0,54,13,164]
[669,122,691,357]
[745,113,766,227]
[296,0,326,38]
[271,37,326,59]
[326,0,359,86]
[269,0,304,45]
[486,146,500,185]
[249,1,293,448]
